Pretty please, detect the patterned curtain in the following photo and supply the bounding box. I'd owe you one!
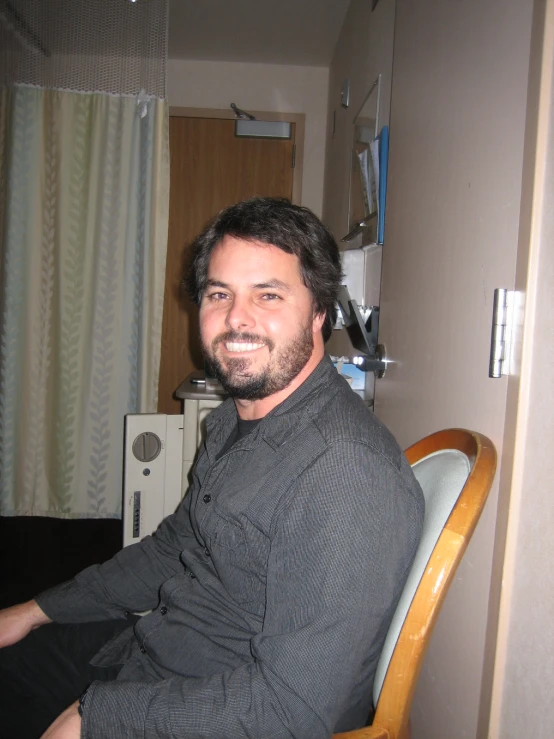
[0,85,169,517]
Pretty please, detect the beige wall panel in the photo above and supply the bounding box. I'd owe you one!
[167,59,329,216]
[373,1,533,737]
[490,1,554,735]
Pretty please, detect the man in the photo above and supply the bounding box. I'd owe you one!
[0,198,424,739]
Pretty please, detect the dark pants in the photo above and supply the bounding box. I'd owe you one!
[0,618,136,739]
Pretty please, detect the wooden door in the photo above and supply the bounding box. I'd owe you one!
[158,116,295,414]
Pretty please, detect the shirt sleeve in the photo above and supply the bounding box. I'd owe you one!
[36,488,197,622]
[79,440,424,739]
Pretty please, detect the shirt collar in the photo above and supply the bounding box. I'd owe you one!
[204,354,341,457]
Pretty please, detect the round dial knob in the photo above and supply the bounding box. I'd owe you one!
[132,432,162,463]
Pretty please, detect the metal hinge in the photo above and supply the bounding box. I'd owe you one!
[489,288,514,378]
[292,144,296,169]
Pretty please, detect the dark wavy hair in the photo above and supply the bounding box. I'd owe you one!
[185,198,343,342]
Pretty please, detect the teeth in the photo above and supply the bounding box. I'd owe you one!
[224,342,264,353]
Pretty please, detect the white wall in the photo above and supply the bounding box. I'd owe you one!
[167,59,329,216]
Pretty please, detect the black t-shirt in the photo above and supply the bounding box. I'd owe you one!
[216,416,262,460]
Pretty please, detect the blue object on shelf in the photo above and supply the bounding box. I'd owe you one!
[333,362,366,390]
[377,125,389,244]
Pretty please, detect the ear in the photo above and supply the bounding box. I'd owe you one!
[312,311,326,334]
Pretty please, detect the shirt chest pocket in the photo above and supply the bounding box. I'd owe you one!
[202,510,259,605]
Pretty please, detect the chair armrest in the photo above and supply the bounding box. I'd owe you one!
[332,726,389,739]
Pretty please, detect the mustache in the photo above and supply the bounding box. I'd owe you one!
[212,331,275,351]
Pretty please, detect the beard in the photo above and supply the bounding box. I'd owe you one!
[203,321,315,401]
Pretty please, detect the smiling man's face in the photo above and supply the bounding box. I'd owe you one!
[199,235,325,415]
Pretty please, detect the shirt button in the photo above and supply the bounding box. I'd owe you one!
[202,494,211,503]
[204,548,210,557]
[189,571,196,580]
[160,606,168,615]
[140,645,146,653]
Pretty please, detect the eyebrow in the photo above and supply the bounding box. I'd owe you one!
[204,278,291,292]
[205,279,229,290]
[253,279,291,292]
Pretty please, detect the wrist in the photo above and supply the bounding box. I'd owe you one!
[78,686,89,717]
[26,599,52,628]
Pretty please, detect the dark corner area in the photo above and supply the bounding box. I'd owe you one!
[0,516,123,610]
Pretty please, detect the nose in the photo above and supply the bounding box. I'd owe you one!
[225,294,256,331]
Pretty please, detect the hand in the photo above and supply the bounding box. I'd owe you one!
[40,701,81,739]
[0,599,52,649]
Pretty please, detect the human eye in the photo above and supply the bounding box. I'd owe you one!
[259,292,281,301]
[205,291,229,302]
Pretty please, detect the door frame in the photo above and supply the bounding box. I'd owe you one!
[169,106,305,205]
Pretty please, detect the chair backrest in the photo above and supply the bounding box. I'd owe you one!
[372,445,471,705]
[333,428,496,739]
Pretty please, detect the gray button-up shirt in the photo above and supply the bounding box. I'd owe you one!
[38,356,424,739]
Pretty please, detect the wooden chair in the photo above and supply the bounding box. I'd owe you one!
[333,428,497,739]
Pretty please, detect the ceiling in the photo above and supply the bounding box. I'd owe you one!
[0,0,349,68]
[168,0,351,67]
